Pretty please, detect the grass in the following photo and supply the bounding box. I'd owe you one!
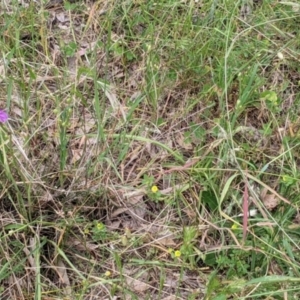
[0,0,300,299]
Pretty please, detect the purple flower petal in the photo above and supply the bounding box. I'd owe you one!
[0,110,8,123]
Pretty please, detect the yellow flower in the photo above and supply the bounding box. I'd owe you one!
[231,223,239,230]
[84,228,90,234]
[282,175,294,183]
[96,222,105,230]
[104,271,111,277]
[174,250,181,258]
[151,185,158,193]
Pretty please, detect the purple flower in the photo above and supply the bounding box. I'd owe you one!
[0,110,8,123]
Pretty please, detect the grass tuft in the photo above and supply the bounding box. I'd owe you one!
[1,0,300,298]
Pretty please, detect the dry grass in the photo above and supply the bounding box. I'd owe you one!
[1,0,300,299]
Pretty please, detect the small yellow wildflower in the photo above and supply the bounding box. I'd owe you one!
[104,271,111,277]
[151,185,158,193]
[84,228,90,234]
[282,175,288,182]
[96,223,105,230]
[174,250,181,258]
[231,223,239,230]
[282,175,293,183]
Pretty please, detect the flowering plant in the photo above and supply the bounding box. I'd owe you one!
[0,110,8,123]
